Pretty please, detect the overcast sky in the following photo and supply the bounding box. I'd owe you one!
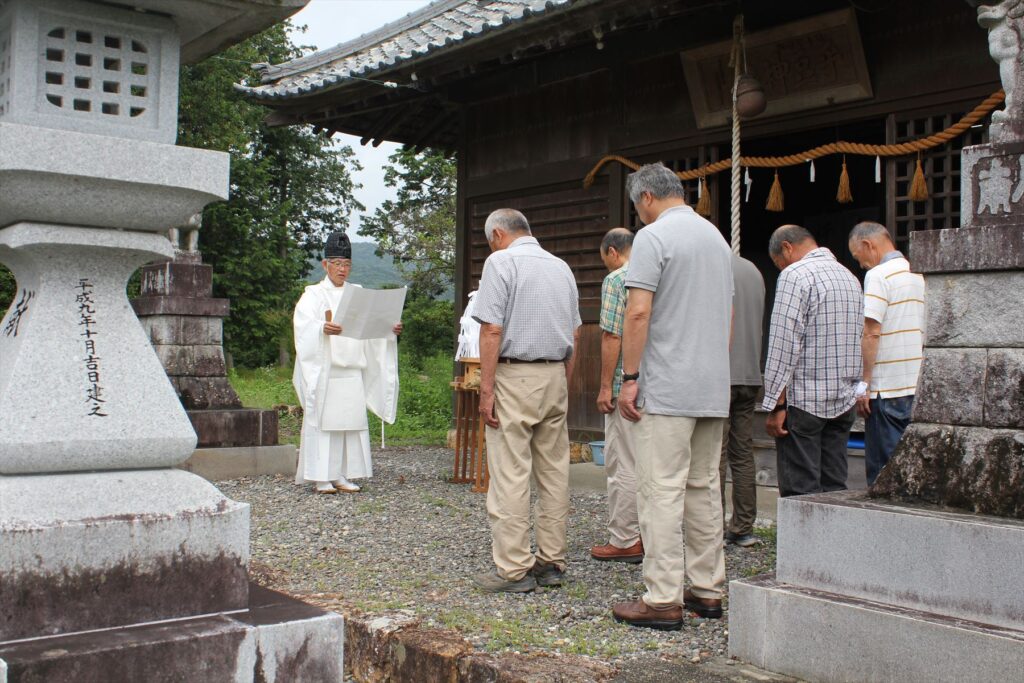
[286,0,432,241]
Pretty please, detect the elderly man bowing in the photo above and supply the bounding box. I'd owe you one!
[292,231,403,495]
[472,208,582,593]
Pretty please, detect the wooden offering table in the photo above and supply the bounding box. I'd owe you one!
[451,358,488,492]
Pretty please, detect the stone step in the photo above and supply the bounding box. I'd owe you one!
[774,490,1024,631]
[729,574,1024,683]
[0,584,343,683]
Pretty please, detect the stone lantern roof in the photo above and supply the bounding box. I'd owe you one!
[111,0,310,64]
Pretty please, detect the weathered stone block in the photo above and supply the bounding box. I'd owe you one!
[961,142,1024,229]
[910,224,1024,273]
[156,344,227,377]
[132,296,230,317]
[729,575,1024,683]
[173,376,242,410]
[925,271,1024,347]
[140,315,182,346]
[913,348,987,425]
[776,491,1024,631]
[0,585,344,683]
[0,469,249,640]
[179,445,296,480]
[139,261,214,299]
[871,423,1024,518]
[985,348,1024,428]
[182,316,223,345]
[188,409,278,448]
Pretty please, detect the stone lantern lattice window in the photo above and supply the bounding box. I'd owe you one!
[0,23,10,116]
[40,24,150,119]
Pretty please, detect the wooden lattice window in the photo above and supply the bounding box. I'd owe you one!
[625,147,720,229]
[886,106,990,251]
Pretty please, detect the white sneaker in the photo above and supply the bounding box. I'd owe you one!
[331,477,360,493]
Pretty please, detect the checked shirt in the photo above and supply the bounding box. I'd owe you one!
[762,247,864,418]
[599,263,628,397]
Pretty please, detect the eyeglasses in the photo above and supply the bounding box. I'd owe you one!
[326,259,352,268]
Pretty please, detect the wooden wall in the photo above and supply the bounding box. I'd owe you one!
[455,0,998,438]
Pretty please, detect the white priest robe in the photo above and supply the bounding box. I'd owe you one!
[292,277,399,484]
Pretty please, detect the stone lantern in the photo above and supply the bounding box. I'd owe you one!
[0,1,344,680]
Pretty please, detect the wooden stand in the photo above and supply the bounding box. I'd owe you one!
[451,380,488,493]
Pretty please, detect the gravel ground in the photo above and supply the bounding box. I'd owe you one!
[218,446,777,665]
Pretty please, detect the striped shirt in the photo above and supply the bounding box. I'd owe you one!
[864,252,926,398]
[599,263,628,397]
[763,247,864,418]
[473,236,582,360]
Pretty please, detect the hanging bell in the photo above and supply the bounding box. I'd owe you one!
[735,73,767,119]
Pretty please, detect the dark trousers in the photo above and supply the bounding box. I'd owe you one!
[865,395,914,486]
[719,385,759,535]
[776,406,855,498]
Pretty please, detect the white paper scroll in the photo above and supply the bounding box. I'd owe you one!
[334,285,407,340]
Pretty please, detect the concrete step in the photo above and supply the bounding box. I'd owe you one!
[729,574,1024,683]
[774,490,1024,631]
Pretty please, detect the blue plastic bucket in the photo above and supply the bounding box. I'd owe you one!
[589,440,605,466]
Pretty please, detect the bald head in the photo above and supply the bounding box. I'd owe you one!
[768,224,817,270]
[848,221,896,270]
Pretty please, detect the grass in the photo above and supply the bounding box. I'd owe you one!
[228,349,453,446]
[742,524,779,577]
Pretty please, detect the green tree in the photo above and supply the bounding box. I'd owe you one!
[360,146,455,298]
[178,23,362,367]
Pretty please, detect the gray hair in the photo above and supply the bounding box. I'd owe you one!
[484,208,531,241]
[625,163,687,204]
[601,227,634,255]
[848,221,893,244]
[768,224,815,257]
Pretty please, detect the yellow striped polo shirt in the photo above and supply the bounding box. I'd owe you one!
[863,255,926,399]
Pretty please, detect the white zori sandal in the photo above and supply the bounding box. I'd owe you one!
[331,477,361,493]
[313,481,338,495]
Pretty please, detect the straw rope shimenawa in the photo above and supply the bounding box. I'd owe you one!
[582,89,1005,193]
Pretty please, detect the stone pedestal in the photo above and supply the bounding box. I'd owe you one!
[132,251,282,450]
[870,140,1024,517]
[729,492,1024,683]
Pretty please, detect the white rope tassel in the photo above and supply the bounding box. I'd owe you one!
[809,159,816,182]
[744,168,752,202]
[697,176,703,198]
[875,155,882,183]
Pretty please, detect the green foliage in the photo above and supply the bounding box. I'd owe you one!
[360,147,456,298]
[178,23,362,368]
[228,349,453,446]
[400,294,455,365]
[0,265,15,314]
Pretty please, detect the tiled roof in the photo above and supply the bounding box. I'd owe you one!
[237,0,577,100]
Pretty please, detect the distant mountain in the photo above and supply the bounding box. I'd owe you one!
[306,242,407,289]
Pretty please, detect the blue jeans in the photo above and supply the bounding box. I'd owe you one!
[865,395,914,486]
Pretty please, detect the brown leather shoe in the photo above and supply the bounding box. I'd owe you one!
[612,599,682,630]
[590,539,644,564]
[683,588,723,619]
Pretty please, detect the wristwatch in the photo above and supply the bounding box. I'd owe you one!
[771,402,787,413]
[622,371,640,382]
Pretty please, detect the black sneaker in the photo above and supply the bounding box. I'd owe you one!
[732,533,761,548]
[530,562,565,587]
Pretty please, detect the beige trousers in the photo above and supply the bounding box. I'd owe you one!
[485,362,570,581]
[605,407,640,547]
[633,412,726,604]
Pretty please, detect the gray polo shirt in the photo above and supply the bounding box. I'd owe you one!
[473,236,582,360]
[730,255,766,387]
[625,205,733,417]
